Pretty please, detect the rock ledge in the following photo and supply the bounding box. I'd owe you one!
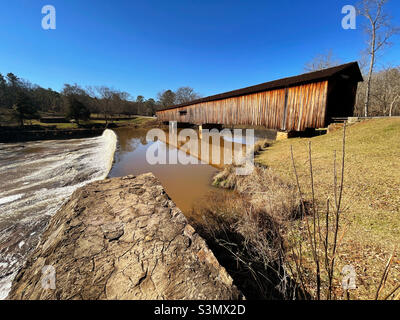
[8,173,241,300]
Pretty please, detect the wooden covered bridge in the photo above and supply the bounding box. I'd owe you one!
[156,62,363,132]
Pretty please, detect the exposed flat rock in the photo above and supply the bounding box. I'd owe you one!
[8,173,241,300]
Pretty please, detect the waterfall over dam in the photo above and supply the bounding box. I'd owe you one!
[0,129,117,299]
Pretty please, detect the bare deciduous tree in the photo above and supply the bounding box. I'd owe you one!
[157,87,201,108]
[95,86,115,125]
[389,93,400,117]
[371,66,400,116]
[355,66,400,117]
[386,68,400,117]
[356,0,399,117]
[157,90,176,108]
[304,50,341,72]
[175,86,201,104]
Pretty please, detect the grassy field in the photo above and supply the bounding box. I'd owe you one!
[85,116,157,127]
[28,120,79,129]
[255,118,400,299]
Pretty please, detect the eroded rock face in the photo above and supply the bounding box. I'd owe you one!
[8,173,241,300]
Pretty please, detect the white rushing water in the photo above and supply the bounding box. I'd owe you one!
[0,129,117,299]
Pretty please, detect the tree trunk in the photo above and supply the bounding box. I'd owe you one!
[104,110,108,126]
[389,95,399,117]
[364,27,376,118]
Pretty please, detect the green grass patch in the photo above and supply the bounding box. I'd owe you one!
[255,118,400,299]
[29,119,79,129]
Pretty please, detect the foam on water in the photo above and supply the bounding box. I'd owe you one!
[0,194,24,205]
[0,129,117,299]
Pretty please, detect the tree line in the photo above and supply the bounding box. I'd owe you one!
[0,72,201,126]
[355,66,400,116]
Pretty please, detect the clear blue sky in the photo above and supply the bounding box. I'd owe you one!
[0,0,399,99]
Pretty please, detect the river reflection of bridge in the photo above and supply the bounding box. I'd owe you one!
[155,123,263,169]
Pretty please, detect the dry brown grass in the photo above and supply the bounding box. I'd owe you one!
[213,165,302,223]
[194,166,306,299]
[251,139,271,156]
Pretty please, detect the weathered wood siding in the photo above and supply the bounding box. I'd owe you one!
[157,80,328,131]
[284,81,328,131]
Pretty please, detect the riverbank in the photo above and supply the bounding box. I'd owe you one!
[204,118,400,300]
[256,118,400,299]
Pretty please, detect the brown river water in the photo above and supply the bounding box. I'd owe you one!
[109,127,229,214]
[0,126,273,299]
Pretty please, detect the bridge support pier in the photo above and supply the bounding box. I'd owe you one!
[276,131,297,141]
[196,124,224,140]
[276,131,289,141]
[276,129,324,141]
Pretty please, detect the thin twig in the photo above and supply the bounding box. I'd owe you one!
[376,252,395,300]
[308,141,321,300]
[328,122,347,299]
[383,283,400,300]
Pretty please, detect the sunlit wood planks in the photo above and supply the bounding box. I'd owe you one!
[156,62,363,132]
[156,81,328,131]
